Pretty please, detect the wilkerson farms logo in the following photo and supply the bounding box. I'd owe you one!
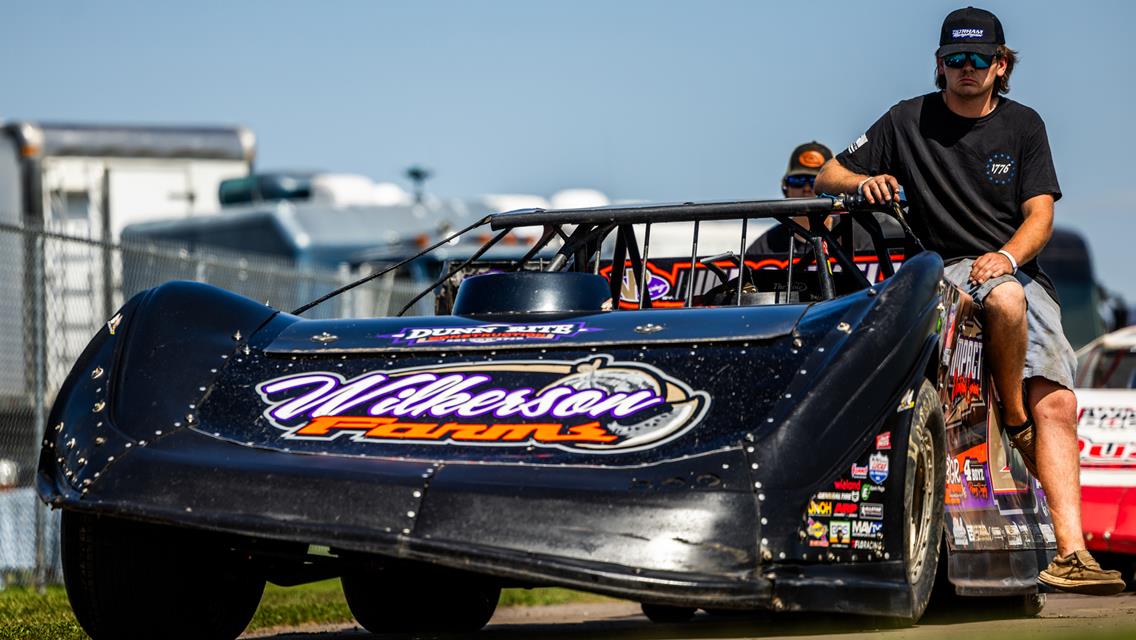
[254,356,710,453]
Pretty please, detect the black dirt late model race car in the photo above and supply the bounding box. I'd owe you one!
[39,195,1057,639]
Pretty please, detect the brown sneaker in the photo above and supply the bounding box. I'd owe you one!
[1006,419,1040,479]
[1039,550,1126,595]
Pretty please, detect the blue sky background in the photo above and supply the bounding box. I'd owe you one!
[4,1,1135,298]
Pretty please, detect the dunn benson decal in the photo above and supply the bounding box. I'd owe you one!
[378,322,599,346]
[254,355,710,453]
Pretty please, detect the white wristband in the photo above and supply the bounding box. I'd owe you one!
[997,249,1018,274]
[856,178,870,195]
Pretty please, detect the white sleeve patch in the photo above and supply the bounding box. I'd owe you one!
[847,133,868,154]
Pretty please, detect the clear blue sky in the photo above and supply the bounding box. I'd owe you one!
[4,1,1135,298]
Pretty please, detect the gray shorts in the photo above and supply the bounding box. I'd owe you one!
[943,259,1076,391]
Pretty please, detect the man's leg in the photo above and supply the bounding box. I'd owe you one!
[982,281,1030,425]
[1027,377,1083,556]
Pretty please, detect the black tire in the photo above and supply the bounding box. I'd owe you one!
[62,510,265,640]
[889,379,946,626]
[640,603,697,623]
[341,563,500,633]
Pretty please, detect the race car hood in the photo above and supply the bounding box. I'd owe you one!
[191,303,820,466]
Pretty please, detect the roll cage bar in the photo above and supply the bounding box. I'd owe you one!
[292,194,922,316]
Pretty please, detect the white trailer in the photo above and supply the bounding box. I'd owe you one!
[0,122,255,487]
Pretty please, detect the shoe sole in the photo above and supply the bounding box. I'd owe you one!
[1038,571,1126,596]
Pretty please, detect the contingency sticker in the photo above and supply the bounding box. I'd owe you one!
[255,355,710,454]
[378,322,598,346]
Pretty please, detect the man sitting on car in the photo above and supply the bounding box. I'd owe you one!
[813,6,1125,594]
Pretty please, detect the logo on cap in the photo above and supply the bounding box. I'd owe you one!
[798,150,826,169]
[951,28,985,39]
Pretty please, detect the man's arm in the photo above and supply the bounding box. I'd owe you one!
[814,159,902,204]
[968,194,1055,284]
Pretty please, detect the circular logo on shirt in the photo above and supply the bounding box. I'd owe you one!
[985,152,1016,185]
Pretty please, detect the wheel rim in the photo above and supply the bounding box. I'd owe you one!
[907,424,935,584]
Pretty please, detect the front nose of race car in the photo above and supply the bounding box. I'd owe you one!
[40,252,942,611]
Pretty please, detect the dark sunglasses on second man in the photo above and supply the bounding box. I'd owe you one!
[785,175,816,188]
[942,51,995,69]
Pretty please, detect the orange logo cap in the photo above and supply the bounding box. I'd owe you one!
[798,150,826,169]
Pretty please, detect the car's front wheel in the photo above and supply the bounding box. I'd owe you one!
[892,379,946,626]
[62,510,265,640]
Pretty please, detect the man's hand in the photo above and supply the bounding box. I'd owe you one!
[858,174,902,204]
[969,251,1015,284]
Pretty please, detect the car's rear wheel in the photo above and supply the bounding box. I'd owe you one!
[341,562,500,633]
[890,379,946,626]
[640,603,697,623]
[62,510,265,640]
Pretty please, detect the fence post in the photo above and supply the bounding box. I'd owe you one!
[31,231,47,592]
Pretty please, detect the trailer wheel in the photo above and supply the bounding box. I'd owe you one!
[341,563,499,633]
[641,603,697,623]
[62,510,265,640]
[887,379,946,627]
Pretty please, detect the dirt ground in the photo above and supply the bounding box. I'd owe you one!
[244,592,1136,639]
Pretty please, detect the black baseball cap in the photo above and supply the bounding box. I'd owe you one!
[785,141,832,179]
[936,7,1004,57]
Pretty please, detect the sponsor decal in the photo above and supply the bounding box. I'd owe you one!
[963,457,989,499]
[255,356,709,453]
[807,518,829,547]
[859,502,884,519]
[966,524,992,543]
[861,483,885,501]
[808,500,833,516]
[1039,523,1056,544]
[945,453,964,505]
[952,516,969,547]
[896,390,915,413]
[852,539,885,552]
[869,452,889,484]
[815,491,859,502]
[380,322,597,346]
[949,336,983,403]
[1078,436,1136,466]
[850,463,868,479]
[952,28,985,38]
[834,479,862,491]
[1005,523,1023,547]
[940,302,959,365]
[618,267,672,304]
[876,431,892,450]
[829,520,852,545]
[990,526,1004,541]
[851,520,884,539]
[834,502,858,516]
[985,152,1016,186]
[1078,406,1136,429]
[848,133,868,154]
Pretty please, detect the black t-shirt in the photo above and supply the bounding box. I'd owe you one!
[835,92,1061,299]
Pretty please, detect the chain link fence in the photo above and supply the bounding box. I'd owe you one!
[0,220,424,587]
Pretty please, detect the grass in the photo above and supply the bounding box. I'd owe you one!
[0,580,610,640]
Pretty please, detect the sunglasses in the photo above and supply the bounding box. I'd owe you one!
[942,51,995,69]
[785,174,816,188]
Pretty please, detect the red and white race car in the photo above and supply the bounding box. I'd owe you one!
[1076,326,1136,583]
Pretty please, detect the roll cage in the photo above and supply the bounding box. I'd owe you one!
[293,194,923,317]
